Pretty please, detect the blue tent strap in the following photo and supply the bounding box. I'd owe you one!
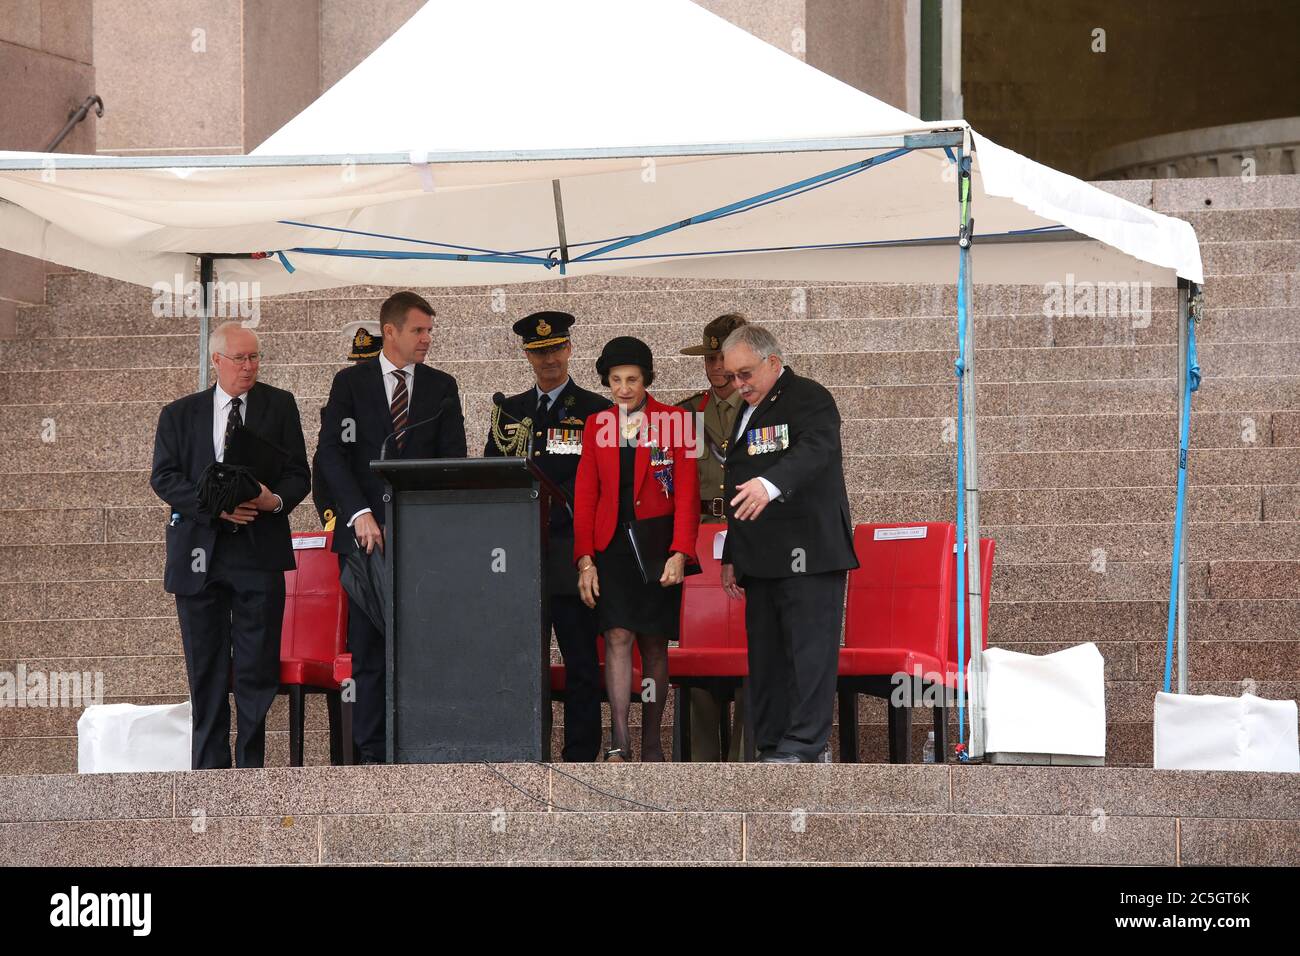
[281,225,1071,269]
[953,151,972,755]
[568,147,913,264]
[1162,287,1202,693]
[270,148,913,270]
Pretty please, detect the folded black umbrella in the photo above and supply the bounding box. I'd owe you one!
[340,546,390,634]
[197,461,262,520]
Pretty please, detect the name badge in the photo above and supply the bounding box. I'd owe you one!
[746,423,789,455]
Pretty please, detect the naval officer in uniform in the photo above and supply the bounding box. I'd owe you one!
[484,310,610,762]
[677,313,748,761]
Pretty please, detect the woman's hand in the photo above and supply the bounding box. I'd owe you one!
[659,551,687,587]
[578,560,600,609]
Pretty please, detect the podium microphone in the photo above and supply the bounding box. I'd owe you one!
[380,397,455,461]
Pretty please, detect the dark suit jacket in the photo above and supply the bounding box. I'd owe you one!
[316,357,468,554]
[721,367,858,580]
[150,382,311,596]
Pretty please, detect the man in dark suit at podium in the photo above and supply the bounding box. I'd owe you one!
[150,320,310,769]
[316,291,468,763]
[485,311,610,760]
[719,323,858,764]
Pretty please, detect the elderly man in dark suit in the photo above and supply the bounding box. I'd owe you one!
[720,323,858,763]
[316,291,468,763]
[151,320,311,769]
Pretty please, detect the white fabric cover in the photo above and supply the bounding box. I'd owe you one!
[1154,692,1299,772]
[77,701,192,773]
[983,643,1107,757]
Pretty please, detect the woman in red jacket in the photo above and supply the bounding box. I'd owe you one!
[574,336,700,761]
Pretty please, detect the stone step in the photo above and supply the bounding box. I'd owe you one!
[1,762,1294,865]
[21,299,1300,352]
[6,520,1298,589]
[1199,239,1300,275]
[22,269,1300,340]
[2,364,1294,419]
[1179,207,1300,241]
[1146,173,1300,213]
[0,482,1279,548]
[2,396,1294,483]
[0,729,335,778]
[0,556,1289,616]
[0,692,1285,776]
[1,593,1292,661]
[0,407,1292,501]
[1,331,1295,390]
[1,409,1289,477]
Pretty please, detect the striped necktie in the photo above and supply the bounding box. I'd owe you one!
[390,369,409,452]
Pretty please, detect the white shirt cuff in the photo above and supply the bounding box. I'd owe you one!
[348,508,372,527]
[272,494,283,514]
[758,476,782,501]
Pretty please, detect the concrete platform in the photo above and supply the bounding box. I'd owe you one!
[0,763,1294,866]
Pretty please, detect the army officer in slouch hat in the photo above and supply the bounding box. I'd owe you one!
[484,310,610,762]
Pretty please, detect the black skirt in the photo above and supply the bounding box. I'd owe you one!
[593,440,681,638]
[594,526,682,640]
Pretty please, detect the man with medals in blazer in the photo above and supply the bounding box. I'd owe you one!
[316,291,468,763]
[485,311,610,761]
[719,323,858,763]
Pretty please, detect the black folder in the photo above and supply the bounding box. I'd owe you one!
[623,515,702,585]
[224,423,290,486]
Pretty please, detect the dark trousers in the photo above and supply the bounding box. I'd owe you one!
[551,594,601,762]
[175,529,284,770]
[341,553,386,762]
[743,570,847,762]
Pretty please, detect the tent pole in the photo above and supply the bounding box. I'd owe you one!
[960,229,986,759]
[955,145,986,759]
[198,255,213,391]
[1175,277,1190,693]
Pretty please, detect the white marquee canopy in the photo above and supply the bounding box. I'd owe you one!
[0,0,1201,296]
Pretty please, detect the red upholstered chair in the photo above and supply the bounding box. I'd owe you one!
[838,522,956,764]
[668,524,752,761]
[280,531,353,766]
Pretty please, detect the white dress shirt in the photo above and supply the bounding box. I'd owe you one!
[349,352,418,528]
[735,398,783,502]
[379,351,416,404]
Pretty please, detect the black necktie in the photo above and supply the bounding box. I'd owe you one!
[223,396,242,459]
[536,392,551,422]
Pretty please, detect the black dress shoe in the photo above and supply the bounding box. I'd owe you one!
[759,752,801,764]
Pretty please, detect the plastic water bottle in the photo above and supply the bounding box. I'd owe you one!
[922,731,936,764]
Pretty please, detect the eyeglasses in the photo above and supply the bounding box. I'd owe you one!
[217,352,260,366]
[730,355,774,382]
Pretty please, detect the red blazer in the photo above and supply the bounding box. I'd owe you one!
[573,393,700,563]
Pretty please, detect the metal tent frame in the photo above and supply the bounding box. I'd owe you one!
[0,129,1200,757]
